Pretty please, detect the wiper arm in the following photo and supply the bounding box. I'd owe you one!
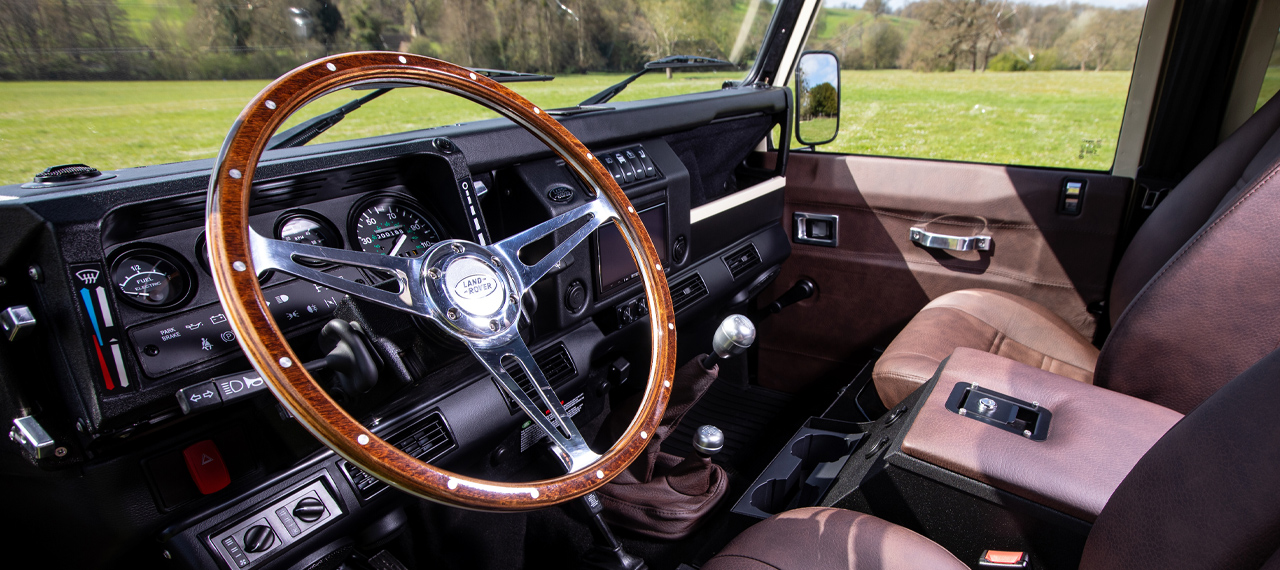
[579,55,735,106]
[266,67,553,150]
[267,88,391,150]
[470,68,555,82]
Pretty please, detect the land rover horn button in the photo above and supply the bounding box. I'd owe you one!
[444,257,505,315]
[453,274,498,300]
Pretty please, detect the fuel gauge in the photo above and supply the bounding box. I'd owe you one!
[110,246,194,310]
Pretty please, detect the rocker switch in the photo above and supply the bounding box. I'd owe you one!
[1060,180,1085,215]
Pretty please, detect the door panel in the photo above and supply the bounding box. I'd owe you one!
[756,152,1131,391]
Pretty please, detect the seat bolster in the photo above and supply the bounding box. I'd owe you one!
[873,289,1099,408]
[702,508,967,570]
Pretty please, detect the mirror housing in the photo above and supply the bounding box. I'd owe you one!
[794,51,840,147]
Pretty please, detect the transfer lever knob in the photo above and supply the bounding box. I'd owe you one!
[692,425,724,457]
[292,497,326,523]
[702,314,756,369]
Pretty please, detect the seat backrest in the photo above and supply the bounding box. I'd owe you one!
[1080,346,1280,570]
[1096,95,1280,413]
[1109,94,1280,324]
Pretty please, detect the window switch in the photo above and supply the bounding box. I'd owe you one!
[1059,180,1085,215]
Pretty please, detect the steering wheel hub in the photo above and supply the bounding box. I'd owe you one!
[423,240,520,339]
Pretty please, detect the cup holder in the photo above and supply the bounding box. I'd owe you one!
[739,428,863,517]
[791,433,856,470]
[749,477,796,515]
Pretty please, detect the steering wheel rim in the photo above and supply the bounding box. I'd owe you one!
[205,51,677,510]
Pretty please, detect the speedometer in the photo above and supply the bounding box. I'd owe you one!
[350,197,443,258]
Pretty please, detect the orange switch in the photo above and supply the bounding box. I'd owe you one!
[980,550,1028,568]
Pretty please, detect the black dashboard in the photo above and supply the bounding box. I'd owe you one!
[0,84,792,568]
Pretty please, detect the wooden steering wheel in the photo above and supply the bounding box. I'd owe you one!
[205,52,676,510]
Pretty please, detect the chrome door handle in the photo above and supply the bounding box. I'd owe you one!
[909,227,992,252]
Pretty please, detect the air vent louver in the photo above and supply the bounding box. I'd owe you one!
[670,273,708,313]
[723,243,761,279]
[111,162,402,241]
[496,343,577,413]
[340,410,454,500]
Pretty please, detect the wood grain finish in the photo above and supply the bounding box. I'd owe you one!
[205,51,676,510]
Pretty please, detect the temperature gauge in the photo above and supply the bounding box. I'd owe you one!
[110,246,194,310]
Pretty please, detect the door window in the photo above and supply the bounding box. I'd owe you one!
[801,0,1148,170]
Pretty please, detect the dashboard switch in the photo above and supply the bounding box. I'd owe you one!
[242,524,276,553]
[183,439,230,494]
[1,305,36,342]
[636,148,657,177]
[176,382,222,414]
[615,153,636,182]
[292,496,327,523]
[602,156,624,183]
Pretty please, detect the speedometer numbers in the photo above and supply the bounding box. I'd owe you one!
[350,197,443,258]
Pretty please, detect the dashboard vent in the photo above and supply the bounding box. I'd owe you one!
[670,273,708,313]
[107,162,403,243]
[343,164,401,193]
[341,410,454,500]
[496,343,577,414]
[723,243,761,280]
[251,172,327,210]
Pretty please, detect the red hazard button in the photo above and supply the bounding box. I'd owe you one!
[183,439,230,494]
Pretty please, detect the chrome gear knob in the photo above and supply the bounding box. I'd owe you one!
[692,425,724,457]
[710,314,756,359]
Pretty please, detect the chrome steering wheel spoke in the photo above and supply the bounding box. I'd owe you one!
[487,198,614,293]
[469,330,601,473]
[248,227,435,317]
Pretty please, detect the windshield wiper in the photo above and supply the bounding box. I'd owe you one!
[268,88,391,150]
[268,66,554,150]
[471,68,555,82]
[579,55,735,106]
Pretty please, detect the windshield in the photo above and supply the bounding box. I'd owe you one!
[0,0,779,185]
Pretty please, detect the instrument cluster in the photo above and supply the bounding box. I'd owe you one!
[106,194,449,315]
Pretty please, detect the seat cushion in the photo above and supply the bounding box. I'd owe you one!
[701,507,967,570]
[872,289,1099,407]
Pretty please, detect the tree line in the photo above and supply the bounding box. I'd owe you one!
[809,0,1145,72]
[0,0,774,80]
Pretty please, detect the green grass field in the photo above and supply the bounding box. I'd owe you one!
[0,69,1135,185]
[828,70,1133,170]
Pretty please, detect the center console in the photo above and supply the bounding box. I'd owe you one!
[733,347,1184,569]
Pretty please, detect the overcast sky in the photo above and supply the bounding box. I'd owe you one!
[824,0,1148,9]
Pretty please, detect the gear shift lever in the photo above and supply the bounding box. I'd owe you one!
[701,314,756,370]
[693,425,724,458]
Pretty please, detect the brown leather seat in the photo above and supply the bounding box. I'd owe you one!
[874,91,1280,413]
[701,507,967,570]
[707,346,1280,570]
[871,289,1098,407]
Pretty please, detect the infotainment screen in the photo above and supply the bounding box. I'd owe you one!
[596,204,668,296]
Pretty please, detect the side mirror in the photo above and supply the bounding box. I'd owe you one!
[794,51,840,147]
